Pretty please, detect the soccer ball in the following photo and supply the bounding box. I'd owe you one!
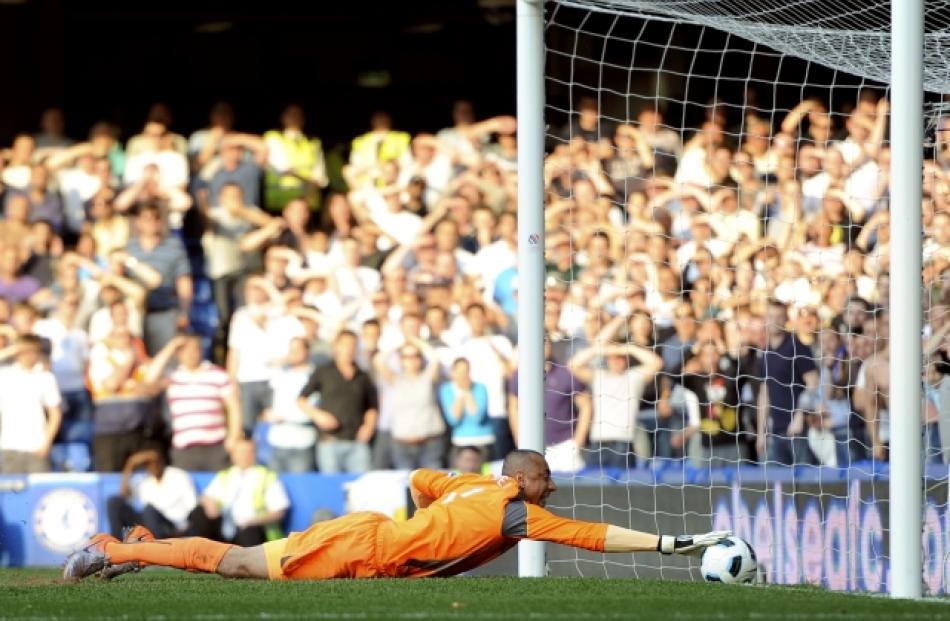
[699,536,757,583]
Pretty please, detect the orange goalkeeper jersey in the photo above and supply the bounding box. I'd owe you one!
[377,469,608,577]
[278,469,609,579]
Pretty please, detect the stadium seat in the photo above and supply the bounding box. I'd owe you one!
[50,443,92,472]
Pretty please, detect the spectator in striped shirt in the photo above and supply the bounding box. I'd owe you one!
[149,334,243,471]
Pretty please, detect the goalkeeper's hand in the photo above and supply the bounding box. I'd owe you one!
[658,530,732,555]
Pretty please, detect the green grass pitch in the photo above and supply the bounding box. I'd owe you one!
[1,569,949,620]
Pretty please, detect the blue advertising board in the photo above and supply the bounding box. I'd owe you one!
[0,472,357,567]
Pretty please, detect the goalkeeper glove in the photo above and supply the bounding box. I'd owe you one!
[658,530,732,555]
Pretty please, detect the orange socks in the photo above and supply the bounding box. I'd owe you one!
[105,538,233,573]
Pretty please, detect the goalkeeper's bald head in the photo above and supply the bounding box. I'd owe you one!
[502,450,556,507]
[502,449,544,475]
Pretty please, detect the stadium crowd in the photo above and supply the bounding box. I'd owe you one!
[0,91,948,491]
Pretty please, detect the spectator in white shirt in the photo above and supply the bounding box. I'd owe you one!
[123,133,189,191]
[472,210,517,284]
[227,277,305,435]
[568,317,663,470]
[1,134,36,191]
[262,337,318,472]
[397,134,452,206]
[457,302,516,460]
[708,188,760,246]
[0,335,63,473]
[332,236,381,303]
[106,449,198,539]
[33,293,92,442]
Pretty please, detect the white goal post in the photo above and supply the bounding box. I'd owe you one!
[517,0,939,596]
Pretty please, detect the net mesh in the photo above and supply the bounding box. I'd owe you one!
[557,0,950,94]
[540,0,950,592]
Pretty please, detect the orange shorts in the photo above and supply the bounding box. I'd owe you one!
[262,539,288,580]
[276,512,389,580]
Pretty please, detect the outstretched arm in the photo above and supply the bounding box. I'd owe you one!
[513,501,730,554]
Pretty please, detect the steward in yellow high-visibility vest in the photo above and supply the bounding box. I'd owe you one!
[214,464,286,542]
[346,111,411,188]
[263,104,328,212]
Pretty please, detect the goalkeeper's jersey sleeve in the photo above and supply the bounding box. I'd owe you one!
[502,501,608,552]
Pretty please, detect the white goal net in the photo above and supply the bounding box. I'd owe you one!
[539,0,950,593]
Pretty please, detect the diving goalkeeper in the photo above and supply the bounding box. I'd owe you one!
[64,450,729,581]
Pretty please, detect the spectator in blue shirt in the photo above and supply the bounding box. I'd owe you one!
[439,358,494,452]
[127,202,192,355]
[756,299,819,466]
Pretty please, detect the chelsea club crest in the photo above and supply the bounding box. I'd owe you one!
[33,489,98,553]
